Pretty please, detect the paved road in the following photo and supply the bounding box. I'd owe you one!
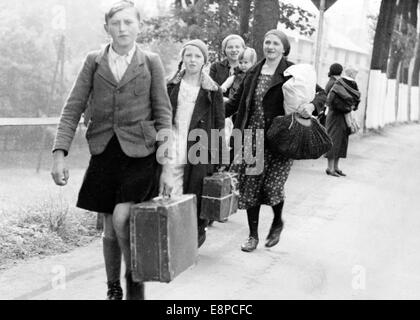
[1,124,420,300]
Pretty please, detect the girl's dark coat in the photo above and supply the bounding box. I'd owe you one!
[167,73,225,210]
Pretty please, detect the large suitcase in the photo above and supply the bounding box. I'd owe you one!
[200,172,239,222]
[130,194,198,283]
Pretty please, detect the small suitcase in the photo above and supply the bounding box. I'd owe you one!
[200,172,239,222]
[130,194,198,283]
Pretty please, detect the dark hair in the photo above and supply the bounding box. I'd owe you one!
[105,1,141,24]
[328,63,343,77]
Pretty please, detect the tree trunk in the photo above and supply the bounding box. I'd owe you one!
[252,0,280,60]
[410,0,420,87]
[239,0,252,41]
[401,0,418,85]
[387,0,408,79]
[370,0,397,71]
[412,32,420,86]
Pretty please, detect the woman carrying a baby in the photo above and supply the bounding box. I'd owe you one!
[225,29,326,252]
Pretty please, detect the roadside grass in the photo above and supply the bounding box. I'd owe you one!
[0,144,98,271]
[0,195,101,271]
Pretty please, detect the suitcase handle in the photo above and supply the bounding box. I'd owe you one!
[153,195,171,202]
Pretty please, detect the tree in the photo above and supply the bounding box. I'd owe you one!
[370,0,397,72]
[140,0,315,62]
[401,0,418,85]
[387,0,417,81]
[252,0,280,60]
[239,0,252,40]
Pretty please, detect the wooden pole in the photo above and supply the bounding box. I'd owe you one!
[314,0,326,80]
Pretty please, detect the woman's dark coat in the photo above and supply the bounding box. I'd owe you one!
[325,76,337,95]
[225,57,327,133]
[167,72,225,219]
[325,77,361,159]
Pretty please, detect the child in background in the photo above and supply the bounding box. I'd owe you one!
[221,47,258,101]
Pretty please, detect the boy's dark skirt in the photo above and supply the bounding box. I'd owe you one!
[77,135,159,214]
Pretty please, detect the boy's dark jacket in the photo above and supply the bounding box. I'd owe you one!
[53,43,172,157]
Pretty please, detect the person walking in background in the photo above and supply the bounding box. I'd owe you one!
[225,29,326,252]
[325,67,361,177]
[51,1,172,300]
[162,40,225,248]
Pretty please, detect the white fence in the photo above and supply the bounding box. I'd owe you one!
[366,71,420,130]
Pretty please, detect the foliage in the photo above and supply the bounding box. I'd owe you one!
[390,16,417,68]
[0,0,315,117]
[0,0,106,118]
[278,2,316,36]
[140,0,315,63]
[0,5,59,117]
[367,14,378,46]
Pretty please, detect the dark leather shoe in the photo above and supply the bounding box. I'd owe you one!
[265,224,284,248]
[125,273,144,300]
[335,169,346,176]
[106,280,123,300]
[326,169,340,177]
[241,236,259,252]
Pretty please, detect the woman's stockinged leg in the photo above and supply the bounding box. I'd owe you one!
[241,206,261,252]
[103,213,123,300]
[271,201,284,228]
[327,158,335,171]
[334,158,340,171]
[326,158,340,177]
[265,202,285,248]
[113,203,144,300]
[334,158,346,176]
[247,205,261,238]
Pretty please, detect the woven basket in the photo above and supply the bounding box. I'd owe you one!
[267,113,333,160]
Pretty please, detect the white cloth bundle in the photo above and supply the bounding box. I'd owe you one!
[282,64,317,115]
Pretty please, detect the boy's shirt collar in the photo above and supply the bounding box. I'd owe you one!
[108,44,136,64]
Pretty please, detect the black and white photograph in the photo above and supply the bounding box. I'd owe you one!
[0,0,419,305]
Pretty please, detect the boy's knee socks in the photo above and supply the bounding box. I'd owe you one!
[102,236,122,283]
